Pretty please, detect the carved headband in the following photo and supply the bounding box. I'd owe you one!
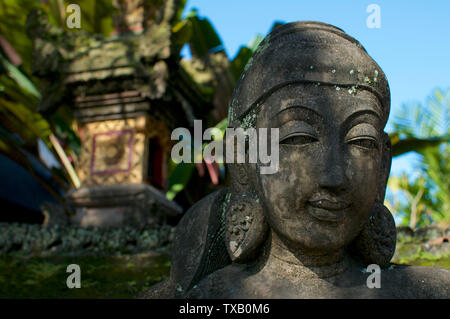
[228,21,391,127]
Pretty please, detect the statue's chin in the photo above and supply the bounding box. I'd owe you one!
[274,220,366,256]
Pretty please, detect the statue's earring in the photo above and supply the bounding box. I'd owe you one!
[350,202,396,268]
[225,194,268,263]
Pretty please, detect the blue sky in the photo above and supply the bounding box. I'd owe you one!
[182,0,450,177]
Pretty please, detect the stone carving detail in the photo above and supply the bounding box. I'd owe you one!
[142,21,450,299]
[227,203,253,246]
[225,197,268,262]
[91,130,133,175]
[350,203,397,268]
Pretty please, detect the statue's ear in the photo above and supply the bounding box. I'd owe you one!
[349,132,396,268]
[226,162,268,263]
[376,132,392,203]
[224,192,268,263]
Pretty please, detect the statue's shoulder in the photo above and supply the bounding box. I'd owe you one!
[381,264,450,298]
[185,264,250,298]
[141,188,232,298]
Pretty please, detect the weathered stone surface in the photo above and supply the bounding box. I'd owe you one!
[67,184,182,228]
[140,188,230,298]
[144,21,450,299]
[26,6,210,123]
[26,7,173,115]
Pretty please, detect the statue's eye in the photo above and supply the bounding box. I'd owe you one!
[280,134,318,145]
[347,138,378,150]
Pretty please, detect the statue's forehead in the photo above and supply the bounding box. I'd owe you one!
[229,23,391,128]
[259,85,382,122]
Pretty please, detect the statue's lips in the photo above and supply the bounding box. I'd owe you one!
[307,199,351,222]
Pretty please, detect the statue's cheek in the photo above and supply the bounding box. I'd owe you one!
[346,147,380,178]
[258,147,315,211]
[277,146,317,188]
[344,152,380,210]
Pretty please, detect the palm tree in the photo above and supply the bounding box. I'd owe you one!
[386,88,449,228]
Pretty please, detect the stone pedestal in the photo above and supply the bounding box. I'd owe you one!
[66,184,182,228]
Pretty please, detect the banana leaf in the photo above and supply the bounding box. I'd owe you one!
[173,9,223,58]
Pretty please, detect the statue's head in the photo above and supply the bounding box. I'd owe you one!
[225,21,396,266]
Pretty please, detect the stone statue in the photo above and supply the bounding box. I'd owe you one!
[142,21,450,298]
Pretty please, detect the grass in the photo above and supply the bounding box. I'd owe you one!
[393,252,450,269]
[395,258,450,269]
[0,253,171,298]
[392,239,450,269]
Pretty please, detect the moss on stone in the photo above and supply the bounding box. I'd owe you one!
[0,253,170,298]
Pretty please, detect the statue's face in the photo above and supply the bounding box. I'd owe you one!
[255,84,384,254]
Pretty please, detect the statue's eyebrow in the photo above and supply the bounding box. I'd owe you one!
[341,110,381,136]
[271,105,323,126]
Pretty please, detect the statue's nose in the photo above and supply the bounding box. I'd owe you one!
[317,145,347,191]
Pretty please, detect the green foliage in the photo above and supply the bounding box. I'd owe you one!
[387,174,444,228]
[230,35,263,82]
[0,46,76,199]
[390,88,450,157]
[0,53,40,98]
[393,249,450,269]
[167,9,268,201]
[65,0,116,36]
[0,0,115,74]
[166,118,227,201]
[0,1,88,195]
[390,134,449,157]
[0,0,41,74]
[166,162,195,201]
[0,52,77,195]
[172,9,223,58]
[387,88,449,228]
[393,238,450,269]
